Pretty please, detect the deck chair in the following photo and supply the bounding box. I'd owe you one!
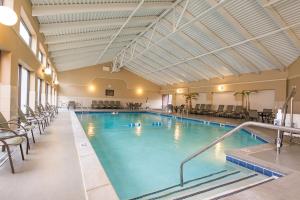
[232,105,244,119]
[0,112,30,154]
[248,110,259,121]
[209,105,224,116]
[19,108,42,136]
[115,101,121,109]
[26,105,47,130]
[91,100,98,109]
[109,101,115,109]
[199,104,212,115]
[221,105,234,118]
[190,104,200,114]
[0,127,26,173]
[98,100,105,109]
[41,104,55,121]
[46,103,57,118]
[103,101,110,109]
[196,104,206,115]
[37,105,51,125]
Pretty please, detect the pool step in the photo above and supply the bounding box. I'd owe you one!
[130,170,272,200]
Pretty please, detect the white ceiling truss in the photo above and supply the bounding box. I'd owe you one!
[31,0,300,85]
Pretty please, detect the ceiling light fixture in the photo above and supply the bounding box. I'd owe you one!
[0,1,18,26]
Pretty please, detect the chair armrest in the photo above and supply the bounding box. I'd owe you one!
[0,127,19,137]
[0,122,27,133]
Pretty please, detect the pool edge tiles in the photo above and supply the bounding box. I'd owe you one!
[226,155,284,178]
[70,111,120,200]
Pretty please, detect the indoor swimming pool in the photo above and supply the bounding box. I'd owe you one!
[77,112,267,199]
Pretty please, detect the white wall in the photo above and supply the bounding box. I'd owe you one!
[175,94,186,106]
[213,92,238,106]
[193,93,209,105]
[249,90,275,111]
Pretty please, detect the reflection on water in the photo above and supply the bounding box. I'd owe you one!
[135,126,142,137]
[174,123,181,141]
[87,122,95,137]
[214,142,224,161]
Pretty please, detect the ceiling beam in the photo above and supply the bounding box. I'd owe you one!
[95,0,145,64]
[32,2,172,16]
[112,0,185,72]
[116,0,228,69]
[40,16,156,33]
[51,46,122,58]
[258,0,300,49]
[46,31,138,44]
[48,39,130,52]
[262,0,289,7]
[207,0,285,70]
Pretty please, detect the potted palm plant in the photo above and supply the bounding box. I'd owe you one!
[234,90,258,111]
[184,92,198,112]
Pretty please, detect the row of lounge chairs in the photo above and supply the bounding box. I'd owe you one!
[0,103,58,173]
[91,100,121,109]
[190,104,246,119]
[126,102,142,110]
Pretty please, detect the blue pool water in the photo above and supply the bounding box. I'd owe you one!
[77,112,265,199]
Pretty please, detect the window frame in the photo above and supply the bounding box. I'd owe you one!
[19,18,32,48]
[36,78,42,106]
[18,65,30,112]
[38,51,44,64]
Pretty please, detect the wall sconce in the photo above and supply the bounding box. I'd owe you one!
[43,66,52,75]
[136,88,143,95]
[218,85,225,92]
[0,1,18,26]
[88,84,95,92]
[176,88,184,94]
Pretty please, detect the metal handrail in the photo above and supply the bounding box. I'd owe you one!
[179,121,300,186]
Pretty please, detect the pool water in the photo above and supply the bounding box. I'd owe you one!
[77,112,265,199]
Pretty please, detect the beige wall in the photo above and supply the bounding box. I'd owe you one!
[287,57,300,113]
[0,0,57,118]
[161,69,289,111]
[57,64,162,109]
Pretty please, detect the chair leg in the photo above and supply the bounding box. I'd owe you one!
[19,144,25,160]
[31,130,36,143]
[2,145,5,152]
[37,122,42,135]
[3,142,15,173]
[24,135,30,154]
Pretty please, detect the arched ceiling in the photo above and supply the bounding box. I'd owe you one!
[31,0,300,85]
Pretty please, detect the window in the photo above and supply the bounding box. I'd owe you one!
[20,19,31,47]
[45,83,48,104]
[18,65,30,113]
[38,51,44,63]
[37,78,42,106]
